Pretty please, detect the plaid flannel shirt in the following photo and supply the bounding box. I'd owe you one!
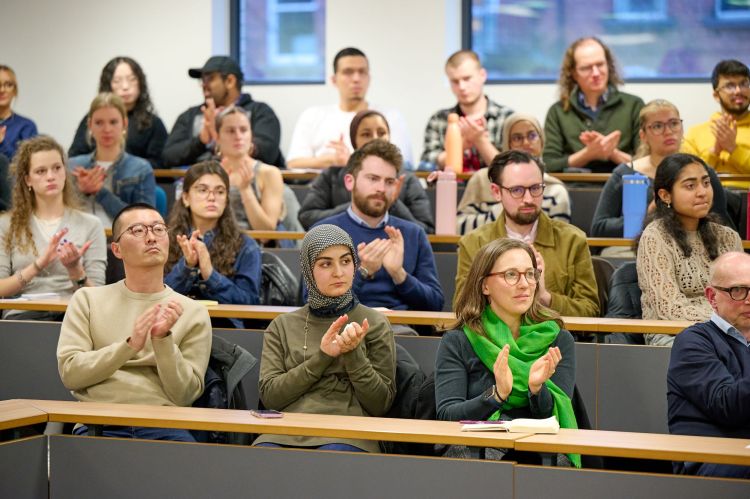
[420,97,514,171]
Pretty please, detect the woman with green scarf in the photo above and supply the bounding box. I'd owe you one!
[435,238,579,466]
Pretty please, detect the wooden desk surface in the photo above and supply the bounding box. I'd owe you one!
[515,428,750,466]
[0,399,48,431]
[0,299,692,333]
[25,399,524,448]
[154,169,320,182]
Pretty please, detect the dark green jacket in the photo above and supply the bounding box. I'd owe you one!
[543,86,644,173]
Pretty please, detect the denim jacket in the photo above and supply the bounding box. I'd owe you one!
[164,230,262,328]
[69,151,156,218]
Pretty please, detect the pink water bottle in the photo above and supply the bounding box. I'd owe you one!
[445,113,463,174]
[435,171,457,235]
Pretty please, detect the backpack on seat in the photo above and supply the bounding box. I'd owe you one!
[260,251,300,306]
[192,335,258,444]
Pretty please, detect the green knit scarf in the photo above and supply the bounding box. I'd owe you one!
[463,306,581,468]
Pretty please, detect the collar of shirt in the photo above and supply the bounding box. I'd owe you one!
[505,219,538,244]
[711,312,750,347]
[346,205,389,229]
[577,88,609,118]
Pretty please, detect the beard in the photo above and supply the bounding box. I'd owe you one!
[505,204,541,226]
[720,94,750,117]
[352,189,390,218]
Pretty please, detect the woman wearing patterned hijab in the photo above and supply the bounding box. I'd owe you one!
[254,224,396,452]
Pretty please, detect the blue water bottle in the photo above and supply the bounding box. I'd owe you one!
[622,173,649,238]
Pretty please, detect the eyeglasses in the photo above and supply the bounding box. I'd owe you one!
[712,285,750,302]
[500,183,545,199]
[486,268,541,286]
[645,119,683,135]
[717,80,750,94]
[192,185,227,199]
[509,131,540,146]
[0,82,15,90]
[111,76,138,88]
[576,61,607,76]
[114,222,169,242]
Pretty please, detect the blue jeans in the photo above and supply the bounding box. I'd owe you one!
[73,425,196,442]
[255,442,365,452]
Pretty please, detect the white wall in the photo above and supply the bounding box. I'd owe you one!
[2,0,716,161]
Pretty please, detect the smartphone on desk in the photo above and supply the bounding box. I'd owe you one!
[249,409,283,418]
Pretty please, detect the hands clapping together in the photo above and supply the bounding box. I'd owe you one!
[128,300,184,351]
[320,313,369,357]
[493,344,563,400]
[176,229,214,280]
[356,225,407,284]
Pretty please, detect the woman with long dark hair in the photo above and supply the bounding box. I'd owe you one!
[637,153,742,346]
[69,56,167,167]
[164,160,261,328]
[436,238,579,466]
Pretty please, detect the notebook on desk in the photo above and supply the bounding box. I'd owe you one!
[460,416,560,434]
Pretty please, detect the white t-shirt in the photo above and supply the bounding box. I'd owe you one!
[286,104,413,167]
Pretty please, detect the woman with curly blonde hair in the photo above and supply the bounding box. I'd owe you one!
[0,136,106,319]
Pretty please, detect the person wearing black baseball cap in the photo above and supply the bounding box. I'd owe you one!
[162,55,285,168]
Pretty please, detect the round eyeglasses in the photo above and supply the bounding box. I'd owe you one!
[644,119,682,135]
[486,268,541,286]
[114,222,169,243]
[500,183,545,199]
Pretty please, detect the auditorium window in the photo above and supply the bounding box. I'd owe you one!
[467,0,750,82]
[233,0,325,83]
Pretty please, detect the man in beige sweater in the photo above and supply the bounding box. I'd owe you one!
[57,203,212,441]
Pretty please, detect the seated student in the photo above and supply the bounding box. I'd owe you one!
[668,251,750,479]
[69,92,156,229]
[314,140,444,313]
[58,203,211,442]
[543,37,644,173]
[163,56,284,168]
[0,136,106,320]
[254,224,396,452]
[436,238,578,466]
[637,153,741,346]
[69,56,168,168]
[164,161,262,329]
[214,105,302,238]
[592,100,732,254]
[286,47,412,169]
[421,50,513,172]
[457,113,571,234]
[298,109,434,233]
[0,65,38,161]
[456,150,599,317]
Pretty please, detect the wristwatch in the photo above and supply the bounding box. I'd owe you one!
[482,386,497,402]
[73,275,87,288]
[358,266,371,280]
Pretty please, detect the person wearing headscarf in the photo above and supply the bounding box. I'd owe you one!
[254,224,396,452]
[456,113,571,235]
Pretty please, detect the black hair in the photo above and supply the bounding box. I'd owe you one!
[637,153,721,259]
[99,56,155,130]
[333,47,367,73]
[711,59,749,90]
[112,202,158,241]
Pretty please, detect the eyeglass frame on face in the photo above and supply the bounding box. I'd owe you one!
[486,268,541,286]
[717,79,750,94]
[509,131,540,146]
[644,119,683,135]
[191,184,228,199]
[576,61,607,76]
[499,183,546,199]
[711,284,750,302]
[114,222,169,243]
[0,82,15,91]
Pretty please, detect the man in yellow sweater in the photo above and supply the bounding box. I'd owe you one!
[57,203,212,441]
[683,60,750,188]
